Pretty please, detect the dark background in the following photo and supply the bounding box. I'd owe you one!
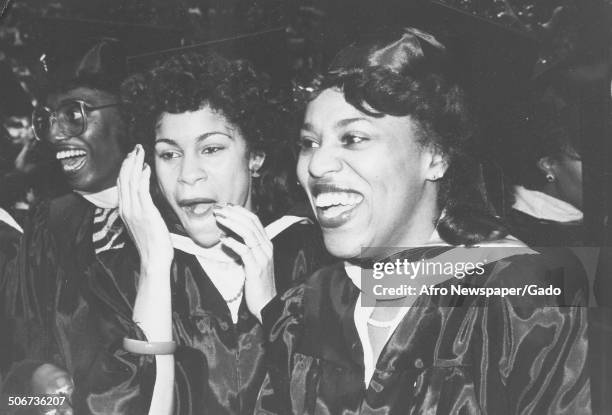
[0,0,610,244]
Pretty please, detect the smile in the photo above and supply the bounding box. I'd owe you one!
[56,149,87,173]
[313,190,364,228]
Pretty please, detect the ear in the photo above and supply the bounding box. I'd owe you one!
[248,150,266,175]
[425,148,449,182]
[537,156,556,175]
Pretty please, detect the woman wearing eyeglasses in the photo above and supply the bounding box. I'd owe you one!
[0,39,144,415]
[114,52,330,415]
[253,28,591,414]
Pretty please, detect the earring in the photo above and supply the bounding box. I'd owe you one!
[546,173,555,182]
[250,169,260,178]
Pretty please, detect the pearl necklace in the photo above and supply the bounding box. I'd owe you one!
[224,284,244,304]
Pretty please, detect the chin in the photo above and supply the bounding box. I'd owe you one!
[189,232,222,248]
[322,232,363,259]
[182,220,222,248]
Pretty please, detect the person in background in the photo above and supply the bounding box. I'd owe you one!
[0,38,145,414]
[504,81,584,246]
[116,51,330,414]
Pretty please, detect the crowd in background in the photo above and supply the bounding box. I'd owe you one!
[0,1,610,414]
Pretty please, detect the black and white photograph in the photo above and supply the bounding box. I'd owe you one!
[0,0,610,414]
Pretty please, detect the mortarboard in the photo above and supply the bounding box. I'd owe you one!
[29,17,185,94]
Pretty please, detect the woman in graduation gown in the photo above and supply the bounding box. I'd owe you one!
[116,52,330,414]
[253,28,592,414]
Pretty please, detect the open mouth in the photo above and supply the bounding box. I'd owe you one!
[312,188,364,228]
[178,198,216,218]
[56,149,87,173]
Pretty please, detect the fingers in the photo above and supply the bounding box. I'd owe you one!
[213,204,271,252]
[118,144,147,217]
[213,205,272,271]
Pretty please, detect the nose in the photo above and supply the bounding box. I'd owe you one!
[178,152,207,185]
[307,144,343,178]
[47,118,70,143]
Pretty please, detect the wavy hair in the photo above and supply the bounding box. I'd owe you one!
[308,29,508,245]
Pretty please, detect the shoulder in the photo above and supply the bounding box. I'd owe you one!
[271,219,335,291]
[276,261,346,302]
[23,194,92,248]
[483,249,588,306]
[506,208,584,246]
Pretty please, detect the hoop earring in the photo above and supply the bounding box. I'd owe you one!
[546,173,555,183]
[250,169,260,178]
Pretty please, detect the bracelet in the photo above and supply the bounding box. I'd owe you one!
[123,338,177,355]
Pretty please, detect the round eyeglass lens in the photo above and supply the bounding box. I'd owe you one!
[56,101,86,137]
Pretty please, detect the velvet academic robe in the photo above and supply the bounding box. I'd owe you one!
[257,248,592,415]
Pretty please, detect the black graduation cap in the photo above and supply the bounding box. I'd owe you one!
[321,0,539,117]
[29,17,185,93]
[127,27,290,90]
[323,0,540,215]
[410,0,539,110]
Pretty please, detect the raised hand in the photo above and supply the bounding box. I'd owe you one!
[117,144,174,267]
[212,204,276,322]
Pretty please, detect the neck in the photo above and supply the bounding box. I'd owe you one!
[539,183,580,211]
[392,188,439,248]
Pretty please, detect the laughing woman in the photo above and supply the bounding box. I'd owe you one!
[117,52,329,415]
[254,29,591,414]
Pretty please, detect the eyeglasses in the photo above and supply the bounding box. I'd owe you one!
[32,100,119,141]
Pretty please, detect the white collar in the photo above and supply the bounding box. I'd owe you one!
[513,185,583,223]
[75,186,119,209]
[170,215,311,323]
[344,229,535,388]
[0,208,23,233]
[169,215,311,262]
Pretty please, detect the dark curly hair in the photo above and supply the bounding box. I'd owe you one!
[121,52,300,225]
[307,29,508,246]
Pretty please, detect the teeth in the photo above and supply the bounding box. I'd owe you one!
[56,149,87,160]
[192,204,209,215]
[314,192,363,208]
[61,156,86,172]
[184,203,212,216]
[322,204,355,217]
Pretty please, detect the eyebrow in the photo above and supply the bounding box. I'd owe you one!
[301,118,369,133]
[155,131,232,145]
[335,117,369,128]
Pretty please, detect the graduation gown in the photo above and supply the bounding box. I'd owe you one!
[0,193,148,414]
[257,248,591,415]
[139,221,330,415]
[1,192,331,414]
[0,219,22,378]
